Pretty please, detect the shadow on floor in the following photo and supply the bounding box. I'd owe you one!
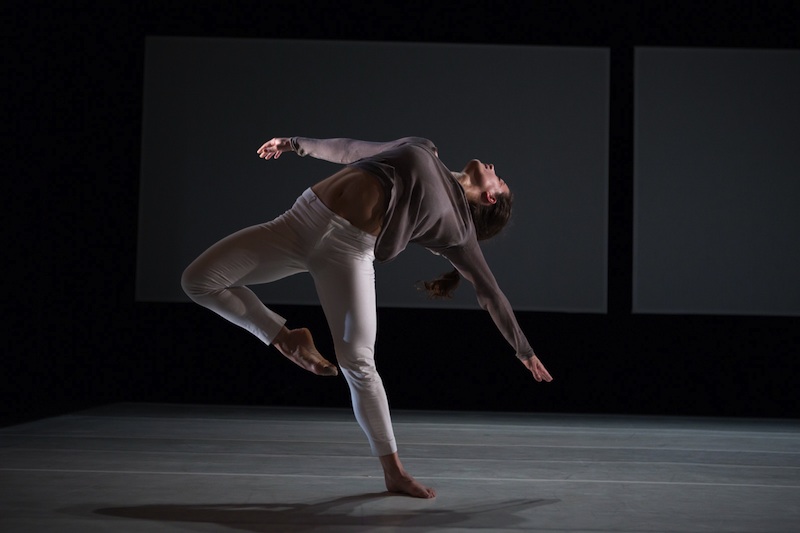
[90,492,560,531]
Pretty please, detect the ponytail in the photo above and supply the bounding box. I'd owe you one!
[420,192,514,299]
[419,268,461,299]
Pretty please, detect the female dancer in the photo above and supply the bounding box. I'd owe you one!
[181,136,553,499]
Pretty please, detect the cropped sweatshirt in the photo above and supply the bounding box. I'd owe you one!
[291,136,534,361]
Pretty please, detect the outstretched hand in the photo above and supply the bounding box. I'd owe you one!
[522,355,553,383]
[257,138,293,160]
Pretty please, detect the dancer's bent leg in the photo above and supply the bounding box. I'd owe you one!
[181,196,336,375]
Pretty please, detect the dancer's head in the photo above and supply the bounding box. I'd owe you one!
[454,160,514,241]
[459,159,511,205]
[421,161,514,299]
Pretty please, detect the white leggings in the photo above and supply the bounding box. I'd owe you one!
[181,188,396,456]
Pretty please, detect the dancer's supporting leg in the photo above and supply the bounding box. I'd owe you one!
[309,224,435,498]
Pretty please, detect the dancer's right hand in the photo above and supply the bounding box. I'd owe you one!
[257,138,293,160]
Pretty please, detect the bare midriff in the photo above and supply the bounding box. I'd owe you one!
[311,167,387,236]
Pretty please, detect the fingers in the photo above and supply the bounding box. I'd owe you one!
[256,138,289,160]
[256,141,278,160]
[525,356,553,383]
[537,361,554,382]
[256,140,274,156]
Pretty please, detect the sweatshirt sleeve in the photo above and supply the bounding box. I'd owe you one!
[290,137,435,164]
[441,240,535,361]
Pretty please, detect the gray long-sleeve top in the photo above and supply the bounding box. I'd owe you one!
[291,136,534,361]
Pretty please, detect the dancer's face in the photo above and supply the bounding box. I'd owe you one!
[462,159,510,204]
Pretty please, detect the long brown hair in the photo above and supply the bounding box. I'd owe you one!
[421,192,514,298]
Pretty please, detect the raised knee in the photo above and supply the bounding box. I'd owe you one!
[181,268,198,299]
[181,262,214,300]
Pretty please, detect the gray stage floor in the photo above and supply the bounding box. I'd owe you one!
[1,404,799,532]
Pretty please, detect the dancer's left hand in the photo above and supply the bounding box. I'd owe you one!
[257,138,293,160]
[522,355,553,382]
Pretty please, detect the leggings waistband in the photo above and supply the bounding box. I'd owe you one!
[300,188,378,247]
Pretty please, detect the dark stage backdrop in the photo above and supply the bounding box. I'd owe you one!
[6,1,800,426]
[137,37,610,313]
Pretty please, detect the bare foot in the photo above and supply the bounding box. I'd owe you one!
[379,452,436,499]
[385,472,436,499]
[272,327,338,376]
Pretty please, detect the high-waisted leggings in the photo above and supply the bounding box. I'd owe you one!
[181,188,396,456]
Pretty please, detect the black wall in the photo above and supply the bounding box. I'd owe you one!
[6,0,800,426]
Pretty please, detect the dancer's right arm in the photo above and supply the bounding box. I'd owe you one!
[257,137,434,164]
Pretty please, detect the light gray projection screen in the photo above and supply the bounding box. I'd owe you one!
[634,47,800,316]
[138,38,609,311]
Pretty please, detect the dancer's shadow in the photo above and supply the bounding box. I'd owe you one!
[92,492,559,532]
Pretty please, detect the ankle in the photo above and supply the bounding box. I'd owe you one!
[379,452,406,477]
[272,326,292,352]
